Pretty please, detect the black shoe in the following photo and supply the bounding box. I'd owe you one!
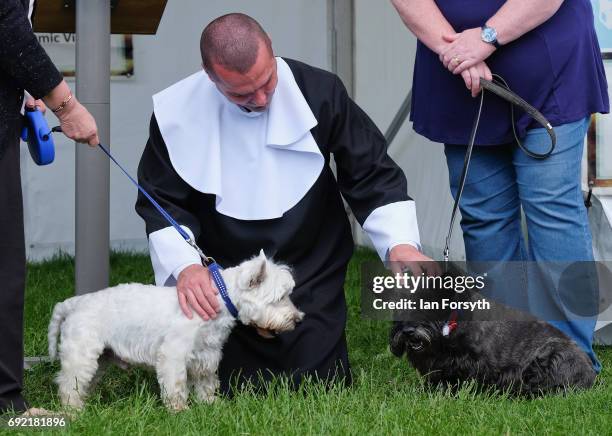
[0,393,28,416]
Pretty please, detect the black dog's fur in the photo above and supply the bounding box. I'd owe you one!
[389,273,596,396]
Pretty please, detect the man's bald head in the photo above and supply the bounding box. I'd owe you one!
[200,13,272,77]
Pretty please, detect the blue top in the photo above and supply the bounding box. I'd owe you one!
[410,0,610,145]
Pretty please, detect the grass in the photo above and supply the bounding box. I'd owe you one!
[17,249,612,435]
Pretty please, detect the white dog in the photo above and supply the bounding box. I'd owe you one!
[48,250,304,411]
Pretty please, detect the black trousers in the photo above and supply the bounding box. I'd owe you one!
[0,134,28,414]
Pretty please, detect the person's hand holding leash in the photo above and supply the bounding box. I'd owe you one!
[460,61,493,98]
[40,80,99,146]
[440,27,496,75]
[176,264,221,320]
[24,97,46,113]
[54,95,99,146]
[389,244,442,277]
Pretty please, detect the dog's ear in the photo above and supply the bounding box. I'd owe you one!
[249,259,267,288]
[389,322,407,357]
[239,254,268,290]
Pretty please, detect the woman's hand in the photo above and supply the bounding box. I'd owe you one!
[24,97,46,113]
[42,80,99,146]
[55,96,100,146]
[440,27,496,75]
[460,61,493,98]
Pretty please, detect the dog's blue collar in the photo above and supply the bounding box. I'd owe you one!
[208,262,239,318]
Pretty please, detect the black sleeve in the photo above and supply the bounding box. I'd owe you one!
[0,0,63,98]
[135,114,202,239]
[328,76,411,225]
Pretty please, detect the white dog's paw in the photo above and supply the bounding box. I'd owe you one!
[164,398,190,412]
[60,393,85,411]
[198,394,217,404]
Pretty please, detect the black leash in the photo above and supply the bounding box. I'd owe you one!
[443,75,557,265]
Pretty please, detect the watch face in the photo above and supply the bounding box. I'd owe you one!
[482,27,497,43]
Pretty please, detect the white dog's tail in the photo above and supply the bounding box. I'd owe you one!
[48,297,77,360]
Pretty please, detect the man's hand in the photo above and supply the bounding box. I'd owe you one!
[440,27,496,75]
[389,244,441,277]
[176,264,220,320]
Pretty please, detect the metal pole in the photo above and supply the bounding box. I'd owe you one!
[75,0,110,294]
[328,0,355,97]
[384,90,412,145]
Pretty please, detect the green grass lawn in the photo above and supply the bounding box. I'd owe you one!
[20,249,612,435]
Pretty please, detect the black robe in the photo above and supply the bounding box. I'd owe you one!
[136,58,411,393]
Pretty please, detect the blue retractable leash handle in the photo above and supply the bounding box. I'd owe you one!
[49,126,240,318]
[21,107,55,165]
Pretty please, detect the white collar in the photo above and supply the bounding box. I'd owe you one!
[152,58,324,220]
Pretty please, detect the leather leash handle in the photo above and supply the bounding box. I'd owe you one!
[480,77,556,157]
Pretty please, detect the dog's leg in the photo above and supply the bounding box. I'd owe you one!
[155,344,189,411]
[193,371,220,404]
[55,331,105,410]
[190,349,221,404]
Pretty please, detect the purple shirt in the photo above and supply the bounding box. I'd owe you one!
[410,0,609,145]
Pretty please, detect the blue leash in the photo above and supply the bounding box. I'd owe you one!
[51,127,239,318]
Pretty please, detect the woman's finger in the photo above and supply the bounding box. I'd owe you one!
[469,67,481,97]
[461,70,472,90]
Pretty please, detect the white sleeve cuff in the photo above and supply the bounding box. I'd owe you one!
[148,226,201,286]
[362,200,421,262]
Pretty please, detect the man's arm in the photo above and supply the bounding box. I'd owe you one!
[136,114,220,320]
[327,76,437,274]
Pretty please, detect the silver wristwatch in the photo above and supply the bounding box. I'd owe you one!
[481,25,500,49]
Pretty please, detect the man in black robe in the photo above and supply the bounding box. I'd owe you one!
[136,13,432,393]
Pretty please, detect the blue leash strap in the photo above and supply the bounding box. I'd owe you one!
[95,143,189,241]
[51,129,240,318]
[95,143,214,264]
[94,142,239,316]
[208,262,239,318]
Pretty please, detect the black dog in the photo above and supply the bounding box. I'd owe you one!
[388,272,596,396]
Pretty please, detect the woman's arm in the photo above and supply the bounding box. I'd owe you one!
[391,0,493,97]
[441,0,564,74]
[390,0,455,55]
[487,0,564,45]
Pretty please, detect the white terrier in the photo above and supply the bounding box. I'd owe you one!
[48,250,304,411]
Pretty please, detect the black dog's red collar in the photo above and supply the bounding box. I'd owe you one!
[442,310,459,337]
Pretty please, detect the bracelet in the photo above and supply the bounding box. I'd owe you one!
[51,93,73,113]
